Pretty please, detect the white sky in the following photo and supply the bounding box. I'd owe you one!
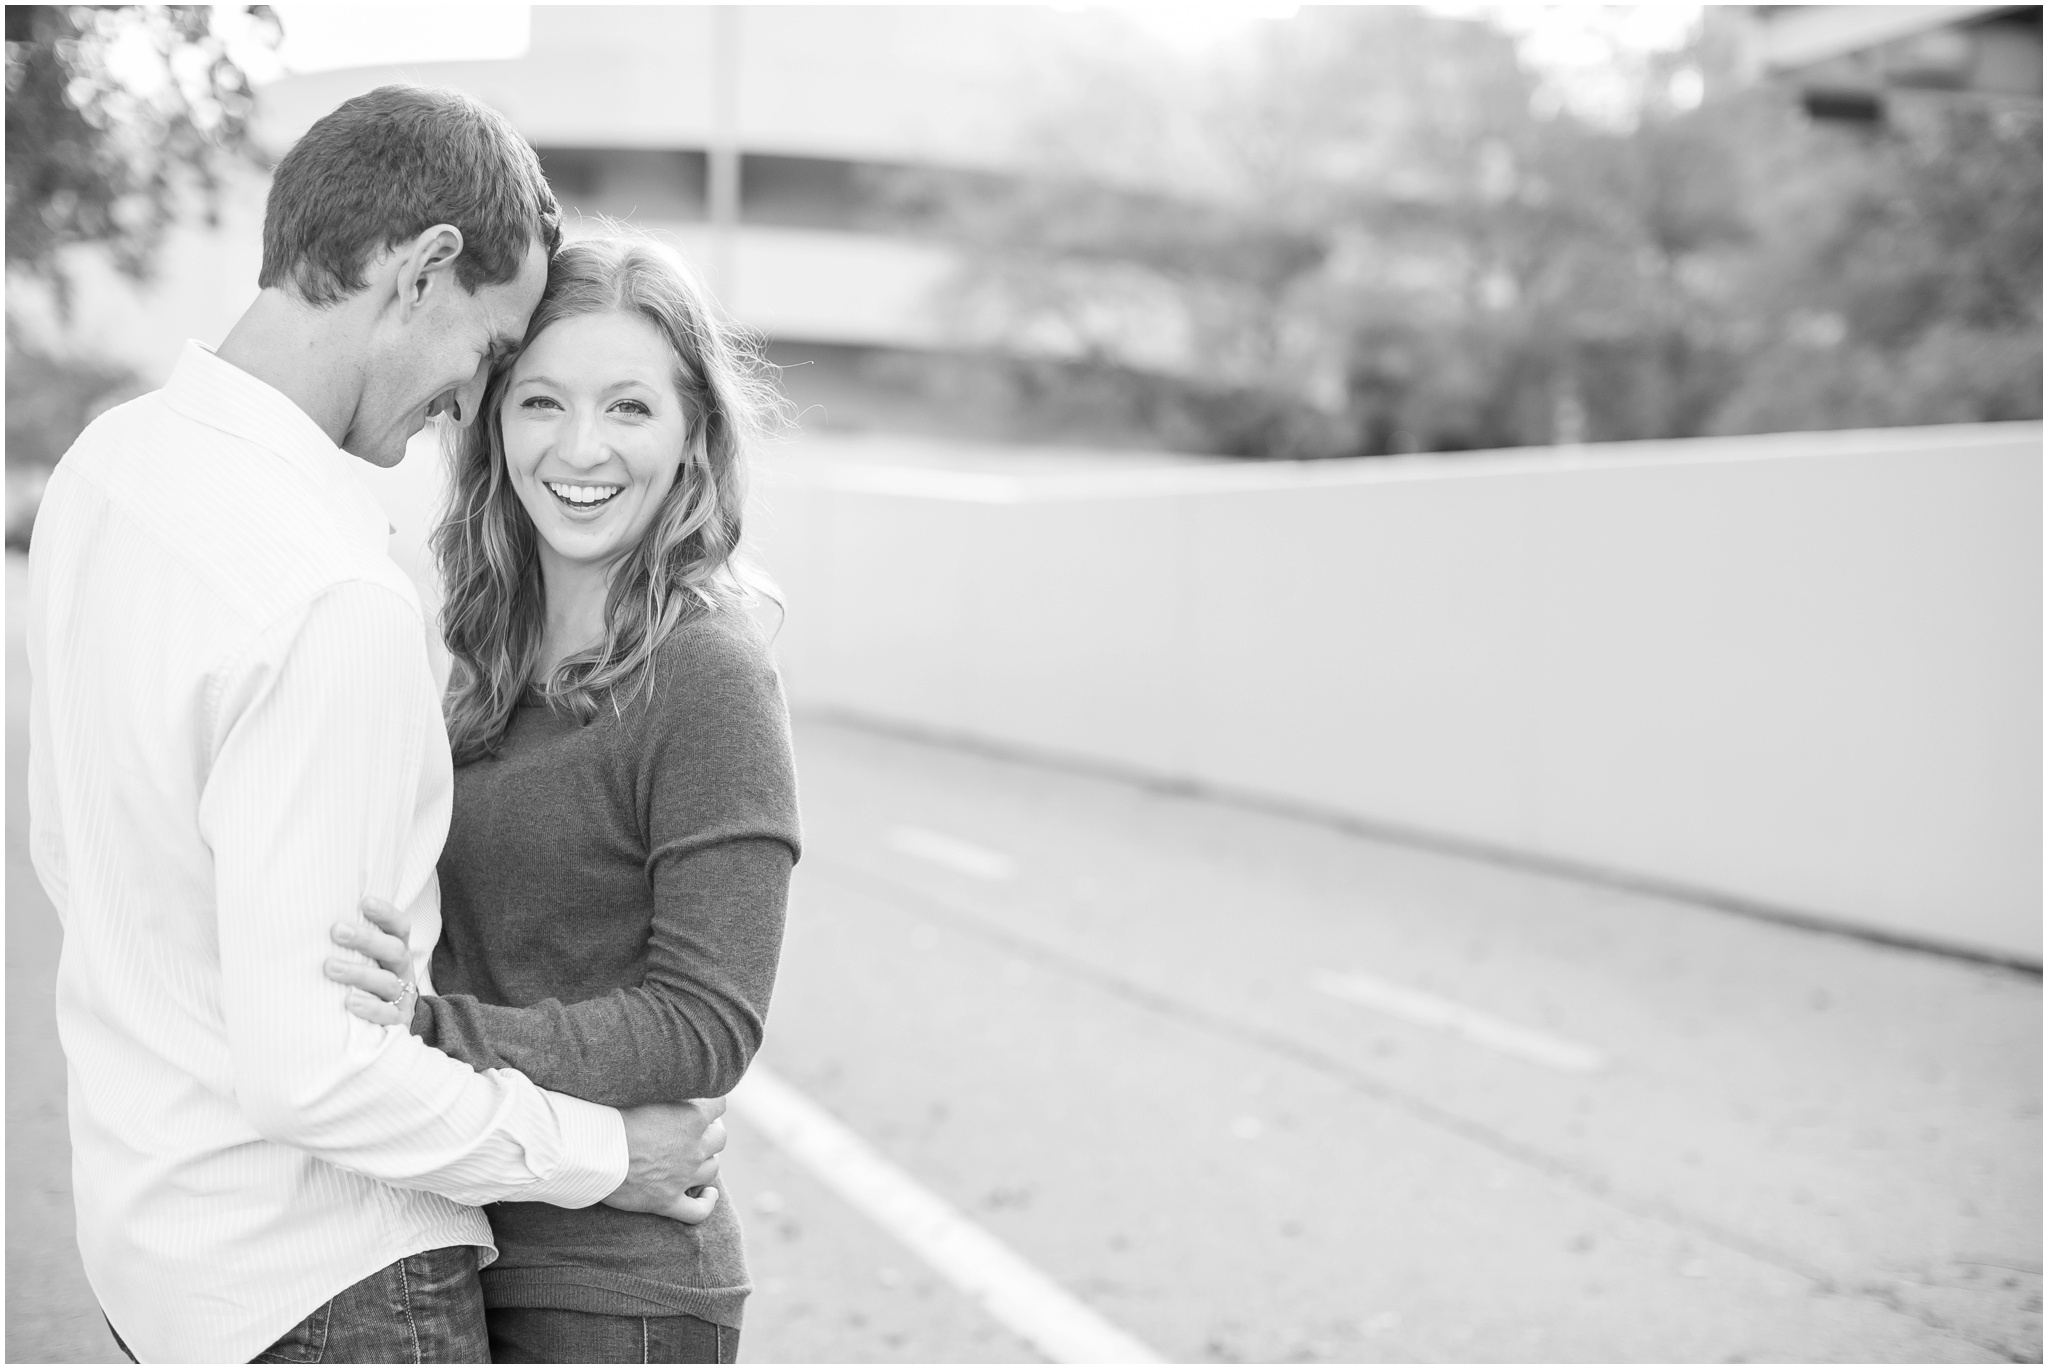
[1064,1,1303,52]
[248,3,1703,120]
[1449,3,1706,123]
[264,5,533,78]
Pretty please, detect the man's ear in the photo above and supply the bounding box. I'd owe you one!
[393,224,466,320]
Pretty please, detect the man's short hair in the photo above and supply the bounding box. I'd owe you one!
[258,85,561,307]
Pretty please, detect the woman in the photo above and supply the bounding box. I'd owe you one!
[322,234,799,1364]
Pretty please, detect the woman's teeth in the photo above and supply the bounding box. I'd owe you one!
[546,481,621,509]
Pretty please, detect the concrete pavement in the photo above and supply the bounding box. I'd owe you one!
[733,722,2038,1362]
[7,549,2040,1361]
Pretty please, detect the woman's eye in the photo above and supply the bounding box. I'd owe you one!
[519,395,562,411]
[612,399,651,417]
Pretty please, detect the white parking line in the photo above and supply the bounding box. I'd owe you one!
[887,825,1017,880]
[729,1065,1163,1363]
[1311,970,1610,1073]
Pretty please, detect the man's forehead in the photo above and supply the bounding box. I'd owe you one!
[483,239,549,341]
[518,234,550,283]
[505,238,550,318]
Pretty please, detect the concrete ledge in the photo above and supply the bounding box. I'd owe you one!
[750,423,2044,963]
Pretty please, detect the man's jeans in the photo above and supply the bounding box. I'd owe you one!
[107,1245,490,1364]
[488,1306,738,1364]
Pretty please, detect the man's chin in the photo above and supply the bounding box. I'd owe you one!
[339,429,417,470]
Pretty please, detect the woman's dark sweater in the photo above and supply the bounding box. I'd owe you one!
[409,607,800,1330]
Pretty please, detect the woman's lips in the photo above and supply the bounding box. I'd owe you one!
[544,480,623,511]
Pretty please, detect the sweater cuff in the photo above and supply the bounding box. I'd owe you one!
[522,1090,629,1209]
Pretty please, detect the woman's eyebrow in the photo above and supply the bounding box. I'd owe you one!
[508,375,662,394]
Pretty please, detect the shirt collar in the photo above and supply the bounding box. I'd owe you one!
[160,340,395,550]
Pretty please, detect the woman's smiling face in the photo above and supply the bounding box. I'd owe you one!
[500,309,687,575]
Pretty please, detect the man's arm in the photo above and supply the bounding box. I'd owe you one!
[25,537,72,917]
[203,580,632,1207]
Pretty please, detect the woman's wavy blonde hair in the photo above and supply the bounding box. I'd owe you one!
[435,233,782,764]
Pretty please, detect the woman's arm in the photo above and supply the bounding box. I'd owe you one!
[329,616,800,1109]
[420,836,789,1107]
[335,840,790,1108]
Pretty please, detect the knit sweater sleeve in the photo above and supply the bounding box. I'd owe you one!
[413,611,800,1108]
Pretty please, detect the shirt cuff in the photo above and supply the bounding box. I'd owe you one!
[523,1090,630,1209]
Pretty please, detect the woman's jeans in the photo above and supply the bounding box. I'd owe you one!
[488,1307,739,1364]
[107,1244,490,1363]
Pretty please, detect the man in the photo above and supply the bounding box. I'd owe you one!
[26,85,725,1363]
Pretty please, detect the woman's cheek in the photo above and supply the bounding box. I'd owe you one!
[504,423,546,472]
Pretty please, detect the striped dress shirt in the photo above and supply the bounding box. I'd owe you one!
[26,342,631,1363]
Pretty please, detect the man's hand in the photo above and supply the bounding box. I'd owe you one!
[604,1098,727,1224]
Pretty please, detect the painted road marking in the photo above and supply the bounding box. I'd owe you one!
[729,1065,1163,1364]
[887,825,1016,880]
[1312,970,1610,1073]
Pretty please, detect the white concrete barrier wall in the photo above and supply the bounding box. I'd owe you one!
[745,423,2043,964]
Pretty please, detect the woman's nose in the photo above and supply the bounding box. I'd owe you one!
[562,412,610,469]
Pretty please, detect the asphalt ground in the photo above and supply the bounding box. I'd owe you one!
[7,548,2041,1362]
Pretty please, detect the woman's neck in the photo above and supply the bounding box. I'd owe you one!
[534,551,613,682]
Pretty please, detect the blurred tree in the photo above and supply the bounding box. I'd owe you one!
[927,8,2040,457]
[6,4,279,304]
[1710,100,2043,433]
[5,5,279,547]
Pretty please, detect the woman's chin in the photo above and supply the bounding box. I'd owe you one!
[535,527,628,571]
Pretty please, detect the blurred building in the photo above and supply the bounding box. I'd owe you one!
[250,6,1106,435]
[31,5,2039,456]
[14,5,1250,445]
[1747,4,2043,122]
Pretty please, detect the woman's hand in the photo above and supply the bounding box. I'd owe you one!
[326,895,418,1028]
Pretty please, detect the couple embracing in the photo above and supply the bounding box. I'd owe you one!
[26,84,799,1363]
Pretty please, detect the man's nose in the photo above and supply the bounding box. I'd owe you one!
[447,364,490,430]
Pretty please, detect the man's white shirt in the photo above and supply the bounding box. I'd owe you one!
[26,341,631,1363]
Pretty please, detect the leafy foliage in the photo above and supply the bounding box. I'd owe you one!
[1711,101,2042,434]
[930,9,2041,457]
[4,6,277,548]
[5,5,279,304]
